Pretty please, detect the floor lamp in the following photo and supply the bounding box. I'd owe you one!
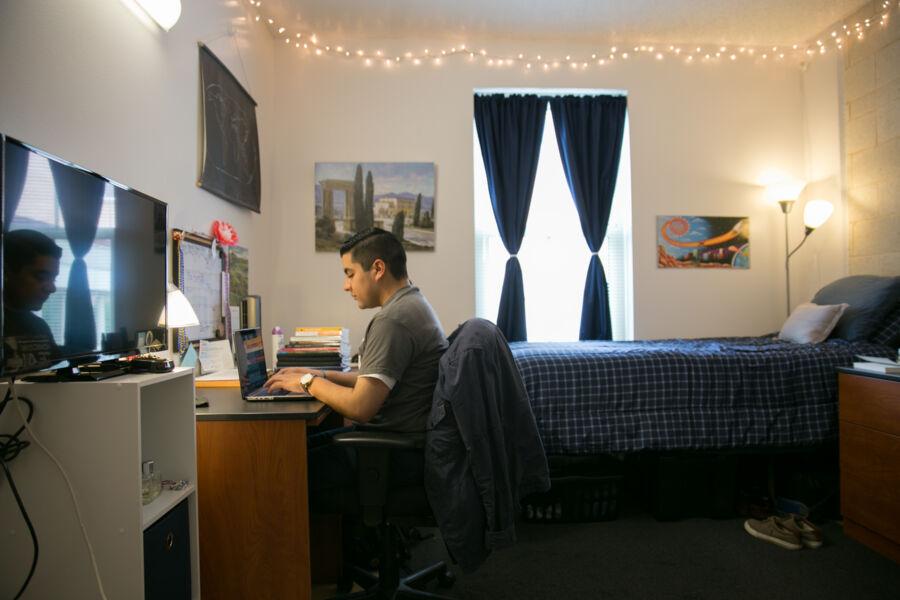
[779,199,834,317]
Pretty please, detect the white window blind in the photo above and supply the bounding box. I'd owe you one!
[474,104,633,341]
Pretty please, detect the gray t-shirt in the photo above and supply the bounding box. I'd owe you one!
[358,285,447,432]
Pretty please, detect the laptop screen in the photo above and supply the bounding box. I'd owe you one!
[234,328,268,396]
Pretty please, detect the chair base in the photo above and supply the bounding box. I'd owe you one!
[329,561,456,600]
[330,521,456,600]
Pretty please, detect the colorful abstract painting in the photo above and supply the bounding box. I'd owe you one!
[657,215,750,269]
[315,162,436,251]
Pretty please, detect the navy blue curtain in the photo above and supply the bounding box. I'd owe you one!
[474,94,548,342]
[3,141,30,232]
[49,162,105,353]
[550,95,627,340]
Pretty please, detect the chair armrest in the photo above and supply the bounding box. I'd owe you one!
[332,430,425,450]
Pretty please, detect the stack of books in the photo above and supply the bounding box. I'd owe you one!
[276,327,351,371]
[853,355,900,375]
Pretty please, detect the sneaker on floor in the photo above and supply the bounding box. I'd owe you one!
[744,517,802,550]
[776,514,824,549]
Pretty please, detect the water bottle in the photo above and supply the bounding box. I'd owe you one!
[271,326,284,369]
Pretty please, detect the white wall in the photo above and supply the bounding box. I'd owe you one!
[797,53,848,315]
[265,39,810,346]
[1,1,841,349]
[0,0,276,302]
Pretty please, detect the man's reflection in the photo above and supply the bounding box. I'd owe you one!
[3,229,62,373]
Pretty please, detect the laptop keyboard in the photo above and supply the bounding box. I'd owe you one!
[249,386,290,398]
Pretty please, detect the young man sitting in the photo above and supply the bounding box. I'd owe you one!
[265,227,447,511]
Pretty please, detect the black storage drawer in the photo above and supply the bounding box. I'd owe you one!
[144,498,191,600]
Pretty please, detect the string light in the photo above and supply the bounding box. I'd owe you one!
[249,0,900,72]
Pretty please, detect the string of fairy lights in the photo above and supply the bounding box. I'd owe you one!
[244,0,900,71]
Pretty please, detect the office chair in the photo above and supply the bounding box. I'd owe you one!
[329,430,456,600]
[326,317,547,598]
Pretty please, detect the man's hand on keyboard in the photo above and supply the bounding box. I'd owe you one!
[264,370,306,394]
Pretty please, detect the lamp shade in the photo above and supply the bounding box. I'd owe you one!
[766,180,805,204]
[803,199,834,230]
[166,283,200,328]
[135,0,182,31]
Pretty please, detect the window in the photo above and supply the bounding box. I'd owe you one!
[474,99,633,341]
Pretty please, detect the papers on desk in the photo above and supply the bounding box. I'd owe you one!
[195,368,239,388]
[199,339,234,375]
[196,368,238,381]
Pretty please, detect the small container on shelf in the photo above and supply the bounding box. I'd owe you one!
[142,460,162,505]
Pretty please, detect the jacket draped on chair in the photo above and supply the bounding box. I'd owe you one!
[424,318,550,572]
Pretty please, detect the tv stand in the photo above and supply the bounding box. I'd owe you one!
[0,369,200,598]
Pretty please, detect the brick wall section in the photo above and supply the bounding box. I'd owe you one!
[843,2,900,275]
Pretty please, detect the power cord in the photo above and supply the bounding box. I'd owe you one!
[0,379,38,600]
[5,377,109,600]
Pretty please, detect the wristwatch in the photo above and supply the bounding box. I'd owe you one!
[300,372,318,393]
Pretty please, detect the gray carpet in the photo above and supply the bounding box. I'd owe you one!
[408,515,900,600]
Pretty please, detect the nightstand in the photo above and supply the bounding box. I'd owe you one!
[838,367,900,564]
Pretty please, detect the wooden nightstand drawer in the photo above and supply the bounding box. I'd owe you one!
[839,374,900,436]
[839,370,900,563]
[840,421,900,546]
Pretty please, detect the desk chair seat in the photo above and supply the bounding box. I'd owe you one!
[329,431,456,600]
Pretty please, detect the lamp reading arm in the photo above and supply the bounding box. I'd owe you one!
[787,226,815,260]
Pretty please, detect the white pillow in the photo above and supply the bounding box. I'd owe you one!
[778,302,849,344]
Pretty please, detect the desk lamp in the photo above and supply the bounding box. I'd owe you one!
[778,199,834,317]
[167,283,200,330]
[156,283,200,364]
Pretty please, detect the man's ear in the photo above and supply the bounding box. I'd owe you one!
[371,258,387,280]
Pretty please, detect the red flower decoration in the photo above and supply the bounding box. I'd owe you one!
[211,220,239,246]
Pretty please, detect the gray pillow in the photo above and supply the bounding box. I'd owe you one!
[811,275,900,341]
[778,302,849,344]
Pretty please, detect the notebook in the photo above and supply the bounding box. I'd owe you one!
[233,328,310,401]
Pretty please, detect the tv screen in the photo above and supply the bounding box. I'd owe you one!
[1,135,167,376]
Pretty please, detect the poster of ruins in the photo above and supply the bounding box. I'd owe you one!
[315,162,436,251]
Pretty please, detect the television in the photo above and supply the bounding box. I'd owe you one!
[1,135,168,377]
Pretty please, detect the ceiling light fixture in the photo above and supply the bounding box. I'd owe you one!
[134,0,182,31]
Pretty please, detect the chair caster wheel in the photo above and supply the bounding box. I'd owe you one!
[437,569,456,588]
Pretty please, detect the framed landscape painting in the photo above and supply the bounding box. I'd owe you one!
[315,162,436,251]
[657,215,750,269]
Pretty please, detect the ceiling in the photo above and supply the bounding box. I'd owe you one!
[261,0,873,47]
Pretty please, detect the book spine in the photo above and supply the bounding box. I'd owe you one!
[293,328,346,336]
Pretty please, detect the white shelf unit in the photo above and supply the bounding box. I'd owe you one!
[0,368,200,599]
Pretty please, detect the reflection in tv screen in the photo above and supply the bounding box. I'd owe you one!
[2,136,167,375]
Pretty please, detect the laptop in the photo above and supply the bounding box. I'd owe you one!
[233,327,311,401]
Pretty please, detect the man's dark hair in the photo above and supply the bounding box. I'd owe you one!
[4,229,63,272]
[340,227,408,280]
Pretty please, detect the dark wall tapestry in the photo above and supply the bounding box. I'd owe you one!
[198,43,261,212]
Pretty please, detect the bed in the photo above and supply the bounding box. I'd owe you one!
[512,275,900,456]
[512,334,897,456]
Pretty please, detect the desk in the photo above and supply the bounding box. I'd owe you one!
[195,388,331,599]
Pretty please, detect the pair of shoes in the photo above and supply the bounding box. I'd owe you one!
[744,517,803,550]
[775,514,823,549]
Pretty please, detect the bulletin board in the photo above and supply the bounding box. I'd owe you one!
[172,230,231,351]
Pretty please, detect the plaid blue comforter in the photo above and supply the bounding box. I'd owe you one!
[510,337,895,454]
